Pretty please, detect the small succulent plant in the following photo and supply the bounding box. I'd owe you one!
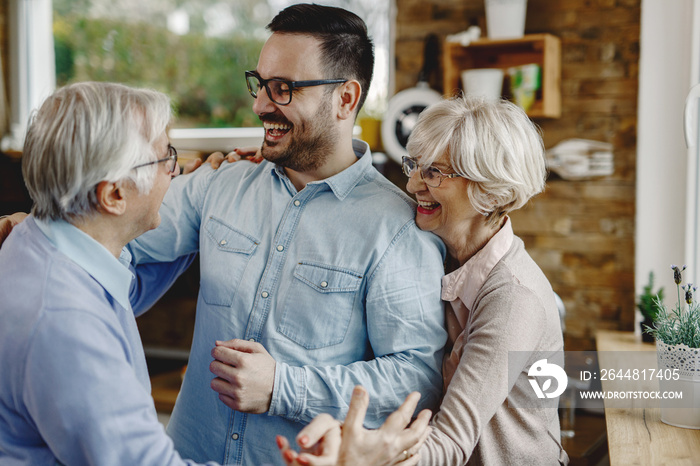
[637,271,664,322]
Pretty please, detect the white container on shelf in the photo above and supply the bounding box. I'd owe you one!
[461,68,504,101]
[485,0,527,39]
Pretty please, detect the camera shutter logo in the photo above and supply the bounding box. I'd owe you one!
[527,358,568,399]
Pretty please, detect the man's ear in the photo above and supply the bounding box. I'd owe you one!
[95,180,128,216]
[337,80,362,120]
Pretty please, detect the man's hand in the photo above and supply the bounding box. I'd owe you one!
[0,213,28,247]
[181,146,262,174]
[210,339,276,414]
[278,386,432,466]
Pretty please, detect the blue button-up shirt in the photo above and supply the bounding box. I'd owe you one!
[0,217,212,465]
[129,140,447,465]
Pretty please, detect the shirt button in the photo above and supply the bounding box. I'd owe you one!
[277,245,284,252]
[231,433,239,440]
[294,200,301,206]
[261,291,269,298]
[220,240,227,246]
[320,281,328,288]
[248,338,255,342]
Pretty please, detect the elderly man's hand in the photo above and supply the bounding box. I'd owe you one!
[277,386,432,466]
[209,339,276,414]
[0,213,28,247]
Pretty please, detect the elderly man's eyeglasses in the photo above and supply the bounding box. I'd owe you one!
[132,144,178,174]
[402,156,461,188]
[245,70,347,106]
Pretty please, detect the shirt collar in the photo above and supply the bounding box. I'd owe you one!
[441,217,514,309]
[270,139,372,200]
[34,217,134,310]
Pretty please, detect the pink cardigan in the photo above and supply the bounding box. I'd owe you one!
[419,219,569,465]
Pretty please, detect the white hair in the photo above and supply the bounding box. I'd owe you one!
[406,93,546,226]
[22,81,172,221]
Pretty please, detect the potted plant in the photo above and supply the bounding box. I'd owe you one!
[637,271,664,342]
[644,265,700,429]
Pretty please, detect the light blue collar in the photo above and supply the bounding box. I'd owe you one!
[34,217,134,310]
[271,139,372,200]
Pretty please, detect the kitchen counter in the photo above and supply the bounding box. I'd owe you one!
[595,329,700,465]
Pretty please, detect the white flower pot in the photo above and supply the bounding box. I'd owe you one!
[656,340,700,429]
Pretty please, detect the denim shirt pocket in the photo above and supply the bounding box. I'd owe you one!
[200,216,258,306]
[278,261,363,349]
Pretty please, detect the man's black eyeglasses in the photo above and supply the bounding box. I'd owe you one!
[245,70,347,106]
[132,144,178,174]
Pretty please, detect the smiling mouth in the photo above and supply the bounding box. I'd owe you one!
[417,200,440,213]
[263,121,292,141]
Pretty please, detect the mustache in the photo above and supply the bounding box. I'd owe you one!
[260,113,291,125]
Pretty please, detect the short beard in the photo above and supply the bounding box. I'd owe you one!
[261,99,337,172]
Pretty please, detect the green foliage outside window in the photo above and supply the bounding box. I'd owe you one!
[54,16,264,128]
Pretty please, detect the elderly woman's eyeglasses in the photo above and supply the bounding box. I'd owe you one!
[402,156,461,188]
[132,144,178,174]
[245,70,347,106]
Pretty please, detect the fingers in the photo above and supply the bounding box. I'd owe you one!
[215,338,260,353]
[233,146,264,163]
[342,385,370,433]
[296,430,342,466]
[210,346,242,366]
[0,213,28,247]
[181,158,202,175]
[186,149,253,174]
[388,410,431,466]
[224,151,242,163]
[411,409,433,435]
[395,453,422,466]
[202,152,225,169]
[295,414,341,450]
[381,391,421,433]
[277,435,299,466]
[234,146,260,157]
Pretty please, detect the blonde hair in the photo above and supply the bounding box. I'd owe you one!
[22,81,172,221]
[406,94,546,226]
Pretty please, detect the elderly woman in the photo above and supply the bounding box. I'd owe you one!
[278,94,568,465]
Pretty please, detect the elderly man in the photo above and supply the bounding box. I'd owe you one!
[0,82,217,465]
[126,4,447,465]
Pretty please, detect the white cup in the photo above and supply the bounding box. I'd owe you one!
[485,0,528,39]
[461,69,504,101]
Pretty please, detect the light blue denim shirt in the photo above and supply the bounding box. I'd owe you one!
[129,139,447,465]
[0,217,214,465]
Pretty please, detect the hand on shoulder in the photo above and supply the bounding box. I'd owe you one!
[0,212,29,247]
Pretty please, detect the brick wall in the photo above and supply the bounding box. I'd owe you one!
[395,0,640,349]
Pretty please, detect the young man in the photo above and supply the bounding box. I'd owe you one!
[127,4,448,465]
[0,82,217,465]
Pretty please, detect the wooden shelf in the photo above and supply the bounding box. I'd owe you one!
[443,33,561,118]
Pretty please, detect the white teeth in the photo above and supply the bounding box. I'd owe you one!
[417,200,439,208]
[263,122,291,131]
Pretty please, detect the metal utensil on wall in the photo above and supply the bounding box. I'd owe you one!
[381,34,442,164]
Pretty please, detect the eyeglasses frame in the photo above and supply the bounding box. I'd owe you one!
[245,70,347,106]
[401,155,461,188]
[132,144,178,174]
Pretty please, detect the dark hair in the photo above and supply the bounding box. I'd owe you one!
[268,3,374,113]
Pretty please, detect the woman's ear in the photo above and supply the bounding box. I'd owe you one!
[95,180,128,216]
[337,80,362,120]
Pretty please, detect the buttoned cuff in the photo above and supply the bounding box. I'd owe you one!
[269,362,307,422]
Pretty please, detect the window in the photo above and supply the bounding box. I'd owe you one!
[49,0,391,130]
